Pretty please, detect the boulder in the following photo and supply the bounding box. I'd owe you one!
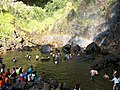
[40,44,52,54]
[85,42,101,55]
[62,44,71,54]
[42,83,50,90]
[72,45,81,54]
[91,61,104,72]
[22,46,32,51]
[101,49,109,55]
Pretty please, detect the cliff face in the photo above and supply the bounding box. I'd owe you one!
[50,0,116,47]
[0,0,119,52]
[94,0,120,49]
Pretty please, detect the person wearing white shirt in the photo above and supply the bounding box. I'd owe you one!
[111,76,120,90]
[90,69,98,80]
[36,54,39,62]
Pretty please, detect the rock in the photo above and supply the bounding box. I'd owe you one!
[22,46,32,51]
[85,42,101,55]
[66,9,77,22]
[62,44,71,54]
[50,80,59,89]
[55,83,61,90]
[72,44,81,54]
[91,61,104,72]
[101,49,109,55]
[42,83,50,90]
[40,44,52,54]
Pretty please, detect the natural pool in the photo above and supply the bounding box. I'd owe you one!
[1,49,120,90]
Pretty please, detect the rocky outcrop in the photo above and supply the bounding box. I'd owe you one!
[62,44,71,54]
[94,0,120,50]
[85,42,101,55]
[91,54,120,71]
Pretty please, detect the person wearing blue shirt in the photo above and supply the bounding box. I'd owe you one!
[28,65,33,75]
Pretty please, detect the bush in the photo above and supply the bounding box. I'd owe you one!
[0,13,14,38]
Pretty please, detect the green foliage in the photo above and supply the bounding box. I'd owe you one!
[45,0,68,16]
[0,13,14,38]
[20,0,52,7]
[0,0,101,42]
[13,0,70,32]
[7,2,46,21]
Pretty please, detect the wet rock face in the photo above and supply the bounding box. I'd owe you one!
[50,1,113,49]
[94,1,120,48]
[91,54,120,71]
[66,9,77,22]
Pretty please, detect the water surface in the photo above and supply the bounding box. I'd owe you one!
[2,49,118,90]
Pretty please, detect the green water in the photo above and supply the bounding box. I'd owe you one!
[1,49,118,90]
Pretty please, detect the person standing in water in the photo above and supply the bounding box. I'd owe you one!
[103,72,109,80]
[90,69,98,81]
[35,54,39,62]
[13,57,17,64]
[111,75,120,90]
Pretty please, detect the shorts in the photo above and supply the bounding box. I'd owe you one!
[115,83,120,86]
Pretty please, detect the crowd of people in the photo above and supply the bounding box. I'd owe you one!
[0,62,38,90]
[0,45,120,90]
[0,62,82,90]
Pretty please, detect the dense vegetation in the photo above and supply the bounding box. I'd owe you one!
[0,0,71,40]
[0,0,116,50]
